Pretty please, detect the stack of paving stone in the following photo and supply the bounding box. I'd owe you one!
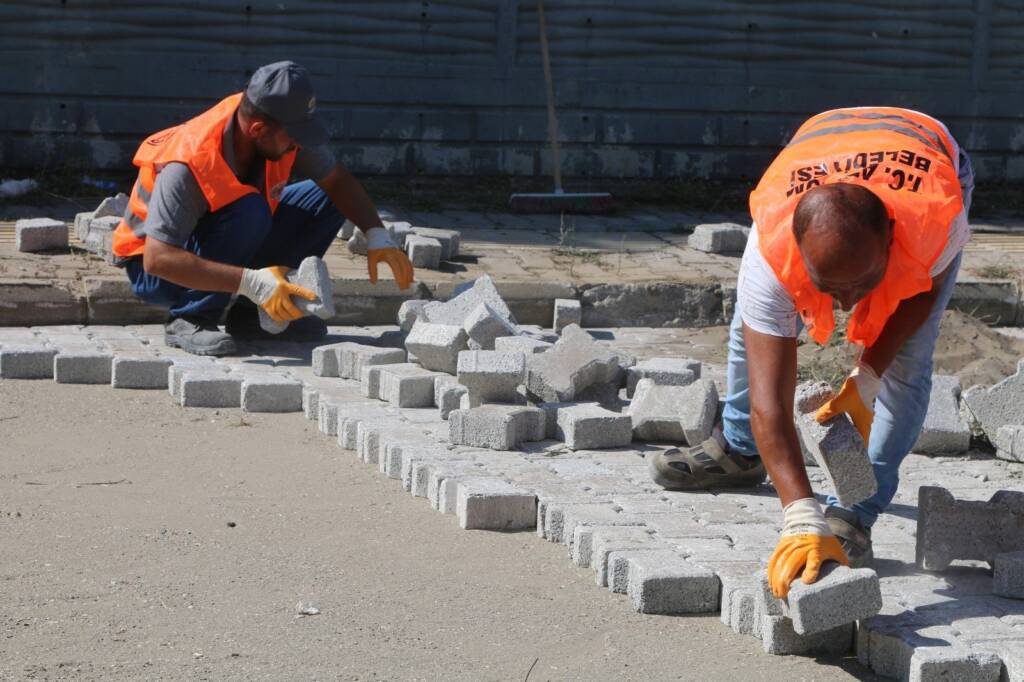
[345,219,461,271]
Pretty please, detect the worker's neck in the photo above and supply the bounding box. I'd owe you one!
[231,110,258,178]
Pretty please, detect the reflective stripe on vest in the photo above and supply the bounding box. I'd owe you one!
[750,107,963,347]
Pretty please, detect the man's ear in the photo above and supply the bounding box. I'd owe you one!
[245,119,267,140]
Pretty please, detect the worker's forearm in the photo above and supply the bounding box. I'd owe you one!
[144,246,243,293]
[750,410,813,506]
[324,166,384,233]
[862,289,940,375]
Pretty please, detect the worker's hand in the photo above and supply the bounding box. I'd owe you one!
[815,361,880,446]
[768,498,849,599]
[237,266,316,322]
[366,226,414,290]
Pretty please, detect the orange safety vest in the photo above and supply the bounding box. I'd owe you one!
[112,92,297,258]
[749,107,963,347]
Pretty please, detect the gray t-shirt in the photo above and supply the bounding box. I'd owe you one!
[140,115,335,247]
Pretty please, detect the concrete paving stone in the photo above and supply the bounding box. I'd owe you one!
[377,363,441,407]
[53,350,113,384]
[769,563,883,635]
[16,218,68,252]
[241,375,303,413]
[356,420,389,464]
[625,357,700,397]
[360,364,385,399]
[552,298,581,333]
[525,324,622,403]
[687,222,750,254]
[554,403,633,450]
[907,646,1004,681]
[590,526,657,587]
[405,320,468,374]
[318,397,344,436]
[397,299,428,332]
[760,615,853,656]
[74,211,94,241]
[179,371,243,408]
[625,551,720,614]
[719,575,759,636]
[916,486,1024,571]
[111,355,173,389]
[337,343,406,380]
[346,229,367,255]
[914,375,971,455]
[794,381,877,507]
[463,302,519,351]
[994,425,1024,463]
[254,257,334,333]
[429,463,488,512]
[422,274,517,329]
[448,405,545,450]
[385,220,413,248]
[434,376,468,420]
[493,335,553,355]
[380,435,429,479]
[570,516,649,567]
[457,350,526,407]
[993,551,1024,600]
[406,449,478,496]
[410,226,460,260]
[167,359,222,399]
[628,378,718,445]
[0,345,58,379]
[528,486,598,539]
[963,359,1024,444]
[455,477,536,530]
[91,192,128,219]
[337,405,398,450]
[312,343,343,377]
[405,234,443,269]
[605,548,681,594]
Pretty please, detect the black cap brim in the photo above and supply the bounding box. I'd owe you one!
[285,116,329,147]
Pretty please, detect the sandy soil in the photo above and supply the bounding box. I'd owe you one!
[0,380,877,681]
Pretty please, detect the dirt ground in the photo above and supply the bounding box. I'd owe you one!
[0,380,878,681]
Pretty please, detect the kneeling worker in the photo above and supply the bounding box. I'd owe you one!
[649,107,973,597]
[112,61,413,355]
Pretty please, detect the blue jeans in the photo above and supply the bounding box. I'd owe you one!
[125,180,343,323]
[721,252,963,529]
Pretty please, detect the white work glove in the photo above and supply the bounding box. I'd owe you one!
[237,266,315,322]
[365,226,414,289]
[768,498,849,598]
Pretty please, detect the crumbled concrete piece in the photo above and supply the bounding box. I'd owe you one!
[457,350,526,407]
[794,381,876,507]
[0,345,58,379]
[397,299,429,332]
[994,550,1024,599]
[553,298,581,333]
[525,324,621,403]
[257,256,335,334]
[339,344,406,380]
[963,359,1024,444]
[760,615,853,656]
[555,403,633,450]
[347,229,367,255]
[16,218,67,252]
[463,302,518,350]
[494,335,553,355]
[771,564,883,635]
[448,405,545,450]
[421,275,516,328]
[434,376,468,420]
[916,486,1024,570]
[54,351,113,384]
[179,371,242,408]
[405,234,443,269]
[456,478,536,530]
[92,193,129,219]
[112,355,173,389]
[687,222,750,254]
[377,363,440,407]
[410,226,460,260]
[628,378,718,444]
[913,375,970,455]
[626,552,720,614]
[995,425,1024,463]
[405,320,468,374]
[241,375,303,412]
[625,357,700,397]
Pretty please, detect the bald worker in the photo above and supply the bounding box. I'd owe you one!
[648,107,974,598]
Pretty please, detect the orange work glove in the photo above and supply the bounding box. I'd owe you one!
[237,266,316,323]
[768,498,849,599]
[814,361,880,446]
[365,227,414,290]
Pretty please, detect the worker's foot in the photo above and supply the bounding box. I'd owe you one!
[825,506,874,568]
[164,316,236,357]
[648,437,767,490]
[225,302,328,342]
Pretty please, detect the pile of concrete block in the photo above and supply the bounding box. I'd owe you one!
[962,359,1024,447]
[793,382,876,507]
[346,222,460,272]
[687,223,750,254]
[457,350,525,407]
[915,486,1024,571]
[16,218,68,253]
[913,374,971,455]
[525,324,622,404]
[257,256,336,334]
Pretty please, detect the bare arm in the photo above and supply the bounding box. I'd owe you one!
[744,323,812,507]
[316,164,385,233]
[143,237,243,293]
[861,261,954,375]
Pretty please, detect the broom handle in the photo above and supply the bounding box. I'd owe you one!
[537,1,563,193]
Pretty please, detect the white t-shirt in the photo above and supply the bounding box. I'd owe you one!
[737,124,974,339]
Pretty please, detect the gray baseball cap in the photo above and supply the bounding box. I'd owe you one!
[245,61,328,146]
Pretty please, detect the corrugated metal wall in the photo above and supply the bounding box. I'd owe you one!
[2,1,1022,181]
